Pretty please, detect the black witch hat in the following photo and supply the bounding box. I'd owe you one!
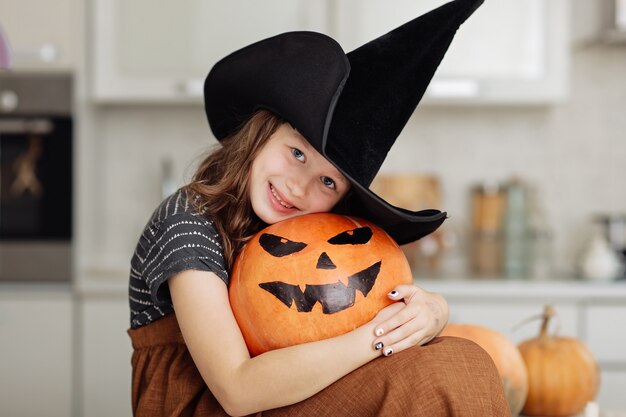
[204,0,484,245]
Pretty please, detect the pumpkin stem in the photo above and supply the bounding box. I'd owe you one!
[512,304,560,339]
[539,305,556,340]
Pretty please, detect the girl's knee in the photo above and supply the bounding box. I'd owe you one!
[377,336,495,387]
[424,336,500,381]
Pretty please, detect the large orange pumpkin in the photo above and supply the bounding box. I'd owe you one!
[440,323,529,416]
[229,213,412,356]
[518,305,600,417]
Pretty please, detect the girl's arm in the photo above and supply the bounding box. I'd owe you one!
[169,269,444,416]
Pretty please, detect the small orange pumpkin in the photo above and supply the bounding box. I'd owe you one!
[229,213,412,356]
[440,323,528,416]
[518,305,600,417]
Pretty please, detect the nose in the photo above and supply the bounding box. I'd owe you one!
[316,252,336,270]
[285,176,307,198]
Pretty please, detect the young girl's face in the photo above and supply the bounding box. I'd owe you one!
[250,123,350,225]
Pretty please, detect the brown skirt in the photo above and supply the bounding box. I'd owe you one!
[128,314,511,417]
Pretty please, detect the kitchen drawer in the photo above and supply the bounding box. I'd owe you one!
[0,289,73,417]
[584,304,626,363]
[596,370,626,410]
[80,297,133,417]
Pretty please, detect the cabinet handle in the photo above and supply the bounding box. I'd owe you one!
[13,44,59,64]
[426,79,479,98]
[0,118,54,134]
[176,79,204,97]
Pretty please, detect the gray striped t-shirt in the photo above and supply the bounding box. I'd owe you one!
[128,188,229,329]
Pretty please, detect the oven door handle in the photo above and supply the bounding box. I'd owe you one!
[0,118,54,135]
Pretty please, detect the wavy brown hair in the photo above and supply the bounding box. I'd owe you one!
[185,110,283,270]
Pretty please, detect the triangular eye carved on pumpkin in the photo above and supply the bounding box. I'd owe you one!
[259,233,307,257]
[327,227,372,245]
[258,261,382,314]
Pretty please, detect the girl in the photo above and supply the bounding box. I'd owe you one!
[128,0,511,416]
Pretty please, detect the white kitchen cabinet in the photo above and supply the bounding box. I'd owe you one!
[0,0,76,71]
[0,286,73,417]
[91,0,569,104]
[92,0,329,102]
[79,296,133,417]
[333,0,570,104]
[583,303,626,410]
[584,304,626,364]
[596,370,626,411]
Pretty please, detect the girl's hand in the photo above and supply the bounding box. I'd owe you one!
[370,285,449,356]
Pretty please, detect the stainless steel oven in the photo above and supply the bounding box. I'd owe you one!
[0,74,72,281]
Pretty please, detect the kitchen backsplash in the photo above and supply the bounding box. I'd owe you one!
[85,44,626,280]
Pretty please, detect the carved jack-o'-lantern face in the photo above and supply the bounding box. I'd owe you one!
[229,213,412,356]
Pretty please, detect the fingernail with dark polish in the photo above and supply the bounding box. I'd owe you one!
[375,342,384,350]
[384,347,394,357]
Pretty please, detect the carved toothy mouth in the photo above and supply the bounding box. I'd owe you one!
[258,261,382,314]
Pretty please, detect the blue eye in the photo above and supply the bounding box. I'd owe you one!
[291,148,305,162]
[321,176,336,189]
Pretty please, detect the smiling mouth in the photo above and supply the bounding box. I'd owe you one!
[270,184,296,210]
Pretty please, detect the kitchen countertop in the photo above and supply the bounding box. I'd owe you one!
[417,278,626,301]
[0,281,73,296]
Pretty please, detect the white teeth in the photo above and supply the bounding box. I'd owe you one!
[270,185,294,209]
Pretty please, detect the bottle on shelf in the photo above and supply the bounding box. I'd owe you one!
[502,177,531,279]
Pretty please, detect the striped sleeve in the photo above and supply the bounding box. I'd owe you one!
[143,211,229,307]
